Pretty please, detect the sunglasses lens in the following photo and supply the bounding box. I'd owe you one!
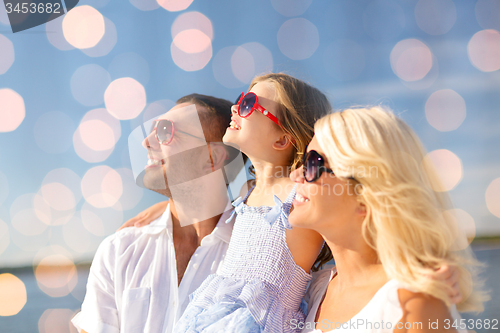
[239,93,256,117]
[155,120,173,144]
[305,151,322,182]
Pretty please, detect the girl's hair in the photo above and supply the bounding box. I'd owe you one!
[248,73,332,171]
[249,73,333,272]
[315,106,488,312]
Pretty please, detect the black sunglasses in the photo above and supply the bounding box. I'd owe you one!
[302,145,355,183]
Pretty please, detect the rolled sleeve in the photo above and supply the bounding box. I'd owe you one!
[72,235,120,333]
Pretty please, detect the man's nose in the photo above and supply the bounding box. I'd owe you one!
[142,131,160,150]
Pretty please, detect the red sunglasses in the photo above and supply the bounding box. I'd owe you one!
[235,92,281,127]
[150,119,205,145]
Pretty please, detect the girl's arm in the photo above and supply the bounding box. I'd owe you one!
[286,227,325,273]
[117,200,169,230]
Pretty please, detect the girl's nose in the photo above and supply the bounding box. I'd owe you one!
[231,104,238,115]
[290,165,305,183]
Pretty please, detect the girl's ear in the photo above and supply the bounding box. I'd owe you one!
[272,134,294,151]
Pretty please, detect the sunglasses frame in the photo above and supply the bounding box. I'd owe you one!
[235,92,282,127]
[151,119,206,145]
[302,145,335,183]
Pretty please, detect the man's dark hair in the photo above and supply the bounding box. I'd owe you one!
[176,94,232,143]
[176,94,246,183]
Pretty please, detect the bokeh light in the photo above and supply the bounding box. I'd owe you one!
[475,0,500,31]
[174,29,211,53]
[11,193,51,225]
[130,0,159,11]
[415,0,456,35]
[81,17,117,57]
[362,0,405,41]
[172,11,213,41]
[104,78,147,120]
[81,201,124,235]
[271,0,312,17]
[485,178,500,218]
[0,170,8,206]
[157,0,193,12]
[467,29,500,72]
[0,34,15,75]
[142,99,175,123]
[38,309,77,333]
[71,64,111,106]
[46,15,75,51]
[0,88,25,132]
[116,168,143,210]
[73,108,121,163]
[42,169,82,205]
[277,18,319,60]
[231,46,254,84]
[108,52,150,86]
[390,38,433,81]
[424,149,463,192]
[63,217,94,253]
[62,5,105,49]
[0,273,27,316]
[0,219,9,256]
[81,165,123,208]
[41,183,76,211]
[171,32,212,72]
[11,209,49,236]
[34,111,76,154]
[425,89,466,132]
[80,120,116,151]
[80,209,105,236]
[233,43,273,84]
[35,254,78,297]
[443,208,476,250]
[323,39,365,81]
[213,43,273,88]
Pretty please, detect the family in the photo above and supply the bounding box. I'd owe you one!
[72,73,486,333]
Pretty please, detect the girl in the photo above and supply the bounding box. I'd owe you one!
[173,73,331,332]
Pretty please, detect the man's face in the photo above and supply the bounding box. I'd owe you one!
[140,103,212,197]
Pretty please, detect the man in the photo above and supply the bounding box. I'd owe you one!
[72,94,245,333]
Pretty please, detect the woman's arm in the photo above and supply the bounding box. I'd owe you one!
[395,289,458,333]
[117,200,169,230]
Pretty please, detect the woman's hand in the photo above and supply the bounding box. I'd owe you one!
[426,265,462,304]
[117,201,169,231]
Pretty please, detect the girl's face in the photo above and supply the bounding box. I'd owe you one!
[223,81,284,156]
[289,135,364,235]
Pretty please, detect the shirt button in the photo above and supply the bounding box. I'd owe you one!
[192,263,199,270]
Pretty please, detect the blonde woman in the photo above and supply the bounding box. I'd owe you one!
[289,106,487,333]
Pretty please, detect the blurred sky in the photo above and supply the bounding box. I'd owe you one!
[0,0,499,270]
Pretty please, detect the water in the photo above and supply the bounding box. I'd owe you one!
[1,245,499,333]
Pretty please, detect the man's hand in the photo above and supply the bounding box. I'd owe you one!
[117,201,169,230]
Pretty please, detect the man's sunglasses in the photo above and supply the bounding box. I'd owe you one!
[150,119,205,145]
[302,145,355,183]
[234,92,281,127]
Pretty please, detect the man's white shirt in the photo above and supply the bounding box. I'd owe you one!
[72,202,234,333]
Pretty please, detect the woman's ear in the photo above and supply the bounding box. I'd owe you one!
[357,202,367,217]
[272,134,294,151]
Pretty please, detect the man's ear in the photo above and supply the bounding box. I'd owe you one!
[272,134,294,151]
[203,144,228,173]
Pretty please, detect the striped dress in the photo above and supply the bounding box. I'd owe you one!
[174,185,312,333]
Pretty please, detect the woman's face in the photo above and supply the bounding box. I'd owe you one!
[223,81,283,155]
[289,135,364,235]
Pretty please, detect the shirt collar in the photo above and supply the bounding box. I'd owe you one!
[142,200,234,244]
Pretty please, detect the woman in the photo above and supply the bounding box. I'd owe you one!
[289,106,487,332]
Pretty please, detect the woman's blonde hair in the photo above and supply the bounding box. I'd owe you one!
[315,106,488,312]
[248,73,331,171]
